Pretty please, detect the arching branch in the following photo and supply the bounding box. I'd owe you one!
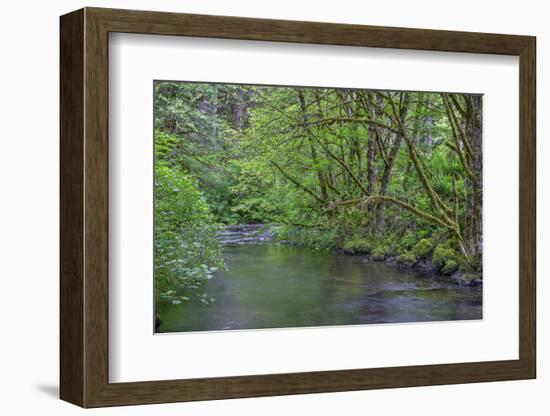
[270,160,323,203]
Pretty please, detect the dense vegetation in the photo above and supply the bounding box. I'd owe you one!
[154,81,483,306]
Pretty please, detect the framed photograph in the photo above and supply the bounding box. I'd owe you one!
[60,7,536,408]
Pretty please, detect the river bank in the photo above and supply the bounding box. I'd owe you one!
[158,232,482,332]
[218,224,482,288]
[358,255,482,288]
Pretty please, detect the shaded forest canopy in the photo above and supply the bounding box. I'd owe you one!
[154,81,483,305]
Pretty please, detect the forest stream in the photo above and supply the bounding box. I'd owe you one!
[158,225,482,333]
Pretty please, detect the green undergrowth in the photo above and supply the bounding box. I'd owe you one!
[272,224,478,277]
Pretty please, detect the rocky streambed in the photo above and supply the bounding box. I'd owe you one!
[217,224,274,245]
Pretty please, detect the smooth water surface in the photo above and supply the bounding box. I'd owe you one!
[158,240,482,333]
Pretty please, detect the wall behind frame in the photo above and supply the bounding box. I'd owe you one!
[0,0,545,415]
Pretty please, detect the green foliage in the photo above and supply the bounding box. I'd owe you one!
[432,244,457,270]
[395,230,419,254]
[273,225,338,251]
[229,161,277,223]
[153,81,483,302]
[371,245,390,261]
[397,252,417,267]
[428,147,463,197]
[413,239,433,259]
[441,260,458,275]
[342,236,372,254]
[154,161,223,304]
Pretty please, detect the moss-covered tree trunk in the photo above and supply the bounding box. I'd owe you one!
[466,95,483,266]
[374,93,410,235]
[298,89,329,203]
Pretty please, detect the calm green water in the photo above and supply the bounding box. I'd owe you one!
[158,243,482,333]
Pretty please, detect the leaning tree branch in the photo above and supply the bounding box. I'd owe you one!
[295,116,402,135]
[331,195,453,230]
[307,130,371,197]
[331,194,473,265]
[387,95,451,218]
[270,160,323,203]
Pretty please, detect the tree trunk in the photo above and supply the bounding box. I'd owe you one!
[467,95,483,264]
[375,93,410,234]
[298,90,328,202]
[210,85,219,143]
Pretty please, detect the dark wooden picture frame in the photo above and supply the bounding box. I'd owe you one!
[60,7,536,408]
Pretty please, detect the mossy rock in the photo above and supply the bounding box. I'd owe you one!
[461,272,479,282]
[441,260,458,275]
[371,253,385,261]
[371,246,388,261]
[400,231,417,251]
[444,238,459,251]
[397,252,417,267]
[413,239,433,259]
[432,244,456,270]
[342,238,372,255]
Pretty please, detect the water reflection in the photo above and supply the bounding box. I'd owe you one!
[158,244,482,333]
